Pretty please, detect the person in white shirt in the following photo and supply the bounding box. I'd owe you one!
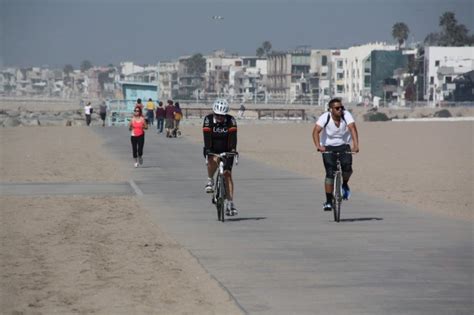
[84,102,93,126]
[312,98,359,211]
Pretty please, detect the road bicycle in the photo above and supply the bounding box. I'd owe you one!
[206,152,239,222]
[322,151,353,222]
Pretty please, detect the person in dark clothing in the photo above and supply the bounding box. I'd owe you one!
[203,99,238,215]
[155,101,165,133]
[164,100,175,138]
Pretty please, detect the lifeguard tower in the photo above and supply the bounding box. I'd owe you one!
[106,81,159,126]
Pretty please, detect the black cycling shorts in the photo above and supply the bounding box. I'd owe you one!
[322,144,352,179]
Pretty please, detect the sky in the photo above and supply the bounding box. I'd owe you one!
[1,0,473,68]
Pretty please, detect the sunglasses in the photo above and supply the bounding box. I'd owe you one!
[134,110,140,113]
[332,106,343,111]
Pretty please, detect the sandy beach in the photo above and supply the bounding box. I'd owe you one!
[0,127,242,314]
[1,118,472,313]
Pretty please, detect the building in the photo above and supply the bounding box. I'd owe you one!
[310,49,333,105]
[423,46,474,105]
[267,49,311,103]
[158,61,178,100]
[333,42,397,103]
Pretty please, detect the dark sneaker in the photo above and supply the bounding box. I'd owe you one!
[342,184,351,200]
[323,202,333,211]
[138,156,143,165]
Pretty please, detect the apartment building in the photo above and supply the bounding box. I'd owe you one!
[424,46,474,104]
[332,42,397,103]
[267,50,311,102]
[158,61,178,100]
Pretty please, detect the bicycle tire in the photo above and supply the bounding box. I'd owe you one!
[333,171,342,222]
[216,175,226,222]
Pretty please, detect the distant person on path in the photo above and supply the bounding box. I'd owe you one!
[135,98,144,111]
[164,100,175,138]
[238,103,246,119]
[203,99,238,216]
[84,101,93,126]
[145,98,155,125]
[173,102,183,137]
[312,98,359,211]
[155,101,165,133]
[129,106,148,168]
[99,101,107,127]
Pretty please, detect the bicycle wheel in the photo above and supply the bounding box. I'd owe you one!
[333,171,342,222]
[216,175,226,222]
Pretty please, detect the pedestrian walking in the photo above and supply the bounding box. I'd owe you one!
[164,100,175,138]
[155,101,165,133]
[145,98,155,125]
[84,101,93,126]
[173,102,183,137]
[99,101,107,127]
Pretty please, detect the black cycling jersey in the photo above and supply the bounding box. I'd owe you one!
[202,113,237,153]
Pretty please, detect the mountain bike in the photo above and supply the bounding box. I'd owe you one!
[206,152,239,222]
[322,151,353,222]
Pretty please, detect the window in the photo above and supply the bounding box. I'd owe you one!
[337,85,344,93]
[445,76,452,83]
[430,76,434,84]
[435,60,440,66]
[337,60,343,69]
[322,56,327,66]
[337,73,344,80]
[364,75,370,87]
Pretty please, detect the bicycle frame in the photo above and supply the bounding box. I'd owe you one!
[322,151,352,222]
[206,152,239,222]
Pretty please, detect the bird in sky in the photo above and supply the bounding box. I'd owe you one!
[211,15,224,20]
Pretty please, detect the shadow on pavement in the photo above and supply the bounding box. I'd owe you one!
[225,217,268,222]
[339,217,384,222]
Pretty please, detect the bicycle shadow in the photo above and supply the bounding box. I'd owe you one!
[339,217,383,222]
[225,217,267,222]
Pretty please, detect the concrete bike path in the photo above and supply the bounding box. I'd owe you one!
[96,126,473,315]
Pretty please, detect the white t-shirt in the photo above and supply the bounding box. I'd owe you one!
[316,111,355,146]
[84,105,92,115]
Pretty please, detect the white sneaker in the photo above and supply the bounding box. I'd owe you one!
[134,162,139,168]
[230,201,238,216]
[205,180,214,193]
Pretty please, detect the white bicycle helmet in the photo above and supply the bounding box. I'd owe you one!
[212,99,229,115]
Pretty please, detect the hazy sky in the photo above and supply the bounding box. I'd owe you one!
[1,0,473,68]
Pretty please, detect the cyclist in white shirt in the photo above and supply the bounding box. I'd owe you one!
[312,98,359,211]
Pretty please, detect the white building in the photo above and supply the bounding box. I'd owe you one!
[158,61,178,100]
[332,42,397,103]
[424,46,474,105]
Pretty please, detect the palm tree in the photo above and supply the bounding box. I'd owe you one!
[262,41,272,55]
[392,22,410,49]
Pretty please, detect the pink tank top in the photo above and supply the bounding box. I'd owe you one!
[131,118,144,137]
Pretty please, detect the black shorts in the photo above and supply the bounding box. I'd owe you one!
[207,150,234,171]
[322,144,352,178]
[100,113,106,120]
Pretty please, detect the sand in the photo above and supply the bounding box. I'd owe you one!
[183,120,473,221]
[0,127,242,315]
[1,118,472,313]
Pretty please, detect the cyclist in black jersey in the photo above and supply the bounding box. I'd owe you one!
[203,99,238,215]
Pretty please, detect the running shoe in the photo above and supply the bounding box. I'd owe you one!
[342,184,351,200]
[230,202,238,216]
[323,202,333,211]
[138,156,143,165]
[205,180,214,193]
[134,162,139,168]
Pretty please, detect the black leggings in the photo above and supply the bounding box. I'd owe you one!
[131,134,145,158]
